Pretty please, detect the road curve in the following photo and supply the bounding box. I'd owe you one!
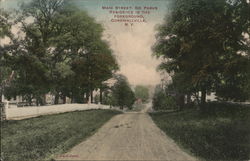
[56,112,197,160]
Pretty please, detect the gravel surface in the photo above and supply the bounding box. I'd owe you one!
[56,105,197,161]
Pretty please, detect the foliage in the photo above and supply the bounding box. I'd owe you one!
[168,73,193,95]
[111,75,136,109]
[244,62,250,100]
[0,9,15,102]
[150,102,250,160]
[153,0,250,105]
[152,86,177,110]
[0,9,12,38]
[103,91,117,106]
[134,85,149,102]
[94,94,100,104]
[1,0,118,104]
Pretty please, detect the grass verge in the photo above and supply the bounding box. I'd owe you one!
[149,102,250,161]
[1,109,121,161]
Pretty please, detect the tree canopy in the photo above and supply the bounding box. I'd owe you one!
[134,85,149,103]
[153,0,250,108]
[111,74,136,109]
[1,0,119,104]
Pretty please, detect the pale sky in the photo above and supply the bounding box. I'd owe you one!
[0,0,170,86]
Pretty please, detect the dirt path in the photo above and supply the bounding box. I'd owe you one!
[56,109,197,160]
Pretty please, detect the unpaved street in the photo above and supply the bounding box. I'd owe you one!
[56,110,197,160]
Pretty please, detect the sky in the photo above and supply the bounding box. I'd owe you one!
[0,0,171,86]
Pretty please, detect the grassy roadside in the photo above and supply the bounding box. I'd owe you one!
[150,103,250,161]
[1,109,122,161]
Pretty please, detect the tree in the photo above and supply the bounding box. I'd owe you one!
[0,9,14,102]
[112,75,135,109]
[152,85,177,111]
[50,4,118,103]
[153,0,250,109]
[167,72,194,109]
[5,0,66,105]
[2,0,119,104]
[134,85,149,103]
[0,10,11,38]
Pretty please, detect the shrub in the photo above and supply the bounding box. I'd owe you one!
[152,90,177,110]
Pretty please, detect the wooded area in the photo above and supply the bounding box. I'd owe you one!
[153,0,250,110]
[0,0,136,107]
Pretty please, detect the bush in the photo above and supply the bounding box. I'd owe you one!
[152,90,177,110]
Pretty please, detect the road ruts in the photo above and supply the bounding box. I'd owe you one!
[55,110,198,161]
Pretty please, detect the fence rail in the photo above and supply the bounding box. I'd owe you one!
[3,103,110,120]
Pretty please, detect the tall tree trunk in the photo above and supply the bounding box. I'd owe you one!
[0,88,3,103]
[201,90,206,104]
[54,93,59,105]
[90,90,93,103]
[40,94,46,106]
[100,88,103,104]
[28,95,32,106]
[36,97,39,106]
[71,91,76,103]
[187,94,191,104]
[200,89,206,110]
[63,96,66,104]
[86,91,90,103]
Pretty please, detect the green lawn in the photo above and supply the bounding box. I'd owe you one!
[1,109,121,161]
[150,102,250,161]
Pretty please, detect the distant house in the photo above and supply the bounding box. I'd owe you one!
[1,93,72,108]
[165,88,217,104]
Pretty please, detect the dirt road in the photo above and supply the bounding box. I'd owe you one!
[56,109,197,160]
